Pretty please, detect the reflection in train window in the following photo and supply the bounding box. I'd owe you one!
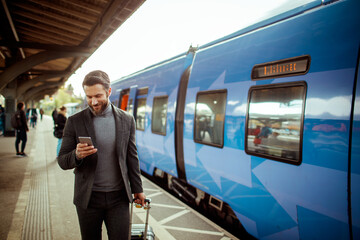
[152,96,168,135]
[194,90,227,148]
[246,82,306,164]
[135,98,146,131]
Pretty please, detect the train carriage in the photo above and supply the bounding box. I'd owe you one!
[110,0,360,239]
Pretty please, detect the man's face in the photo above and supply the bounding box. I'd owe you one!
[84,84,111,115]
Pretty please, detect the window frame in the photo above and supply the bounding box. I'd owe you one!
[151,95,169,136]
[245,81,307,165]
[193,89,227,148]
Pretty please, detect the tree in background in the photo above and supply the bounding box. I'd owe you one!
[40,85,84,115]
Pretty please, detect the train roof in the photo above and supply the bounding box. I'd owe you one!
[113,0,328,83]
[199,0,324,50]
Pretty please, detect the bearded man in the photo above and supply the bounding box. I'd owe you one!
[58,70,145,240]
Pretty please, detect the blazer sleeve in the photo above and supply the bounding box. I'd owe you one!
[57,116,81,170]
[126,116,143,194]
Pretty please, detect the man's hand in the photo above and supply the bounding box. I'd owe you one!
[134,192,146,207]
[76,143,97,159]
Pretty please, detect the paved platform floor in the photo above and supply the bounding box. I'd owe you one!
[0,115,238,240]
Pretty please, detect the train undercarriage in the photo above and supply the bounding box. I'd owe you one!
[146,168,255,239]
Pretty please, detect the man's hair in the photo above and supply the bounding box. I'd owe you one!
[17,102,24,110]
[60,106,66,111]
[82,70,110,91]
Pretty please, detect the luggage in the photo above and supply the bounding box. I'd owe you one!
[129,198,155,240]
[11,111,21,129]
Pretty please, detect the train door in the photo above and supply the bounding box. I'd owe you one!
[351,60,360,239]
[174,67,192,181]
[127,85,137,116]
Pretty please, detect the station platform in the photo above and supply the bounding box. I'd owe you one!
[0,115,239,240]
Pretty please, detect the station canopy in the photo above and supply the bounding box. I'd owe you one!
[0,0,145,102]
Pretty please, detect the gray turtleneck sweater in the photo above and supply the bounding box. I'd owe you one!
[92,104,124,192]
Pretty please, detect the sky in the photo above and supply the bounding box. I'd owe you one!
[66,0,315,96]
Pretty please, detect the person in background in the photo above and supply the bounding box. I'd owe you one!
[57,70,146,240]
[0,105,5,134]
[259,123,273,138]
[52,107,58,124]
[15,102,29,157]
[40,108,44,121]
[253,125,261,146]
[30,108,38,128]
[0,108,4,136]
[26,108,30,123]
[55,106,67,157]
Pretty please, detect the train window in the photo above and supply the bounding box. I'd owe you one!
[245,82,306,164]
[135,98,146,131]
[152,96,168,135]
[194,90,227,148]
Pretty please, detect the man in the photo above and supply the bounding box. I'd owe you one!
[57,70,146,240]
[15,102,29,156]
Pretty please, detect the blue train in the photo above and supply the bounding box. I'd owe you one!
[109,0,360,239]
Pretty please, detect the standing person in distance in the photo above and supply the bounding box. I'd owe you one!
[0,107,4,136]
[55,106,67,157]
[57,70,146,240]
[40,108,44,121]
[52,107,58,124]
[0,104,5,136]
[15,102,29,157]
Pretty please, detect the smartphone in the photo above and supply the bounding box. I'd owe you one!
[78,136,93,146]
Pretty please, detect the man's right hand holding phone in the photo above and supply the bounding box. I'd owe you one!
[76,143,97,159]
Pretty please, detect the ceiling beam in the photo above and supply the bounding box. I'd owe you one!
[17,71,71,97]
[11,2,93,30]
[21,82,63,102]
[61,0,103,15]
[14,10,90,35]
[25,87,58,103]
[0,40,94,52]
[16,19,87,40]
[29,0,98,22]
[0,50,91,91]
[82,0,143,47]
[20,32,80,46]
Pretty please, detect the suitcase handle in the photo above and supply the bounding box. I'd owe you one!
[129,198,151,240]
[134,198,151,209]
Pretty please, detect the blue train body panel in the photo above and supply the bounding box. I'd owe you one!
[111,0,360,239]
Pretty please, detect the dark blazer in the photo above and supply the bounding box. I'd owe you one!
[57,104,143,209]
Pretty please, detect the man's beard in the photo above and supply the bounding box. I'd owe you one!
[90,101,108,115]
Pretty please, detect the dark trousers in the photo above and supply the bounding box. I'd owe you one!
[76,190,130,240]
[15,129,27,153]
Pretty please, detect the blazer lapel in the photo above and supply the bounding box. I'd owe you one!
[113,105,125,156]
[83,107,98,147]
